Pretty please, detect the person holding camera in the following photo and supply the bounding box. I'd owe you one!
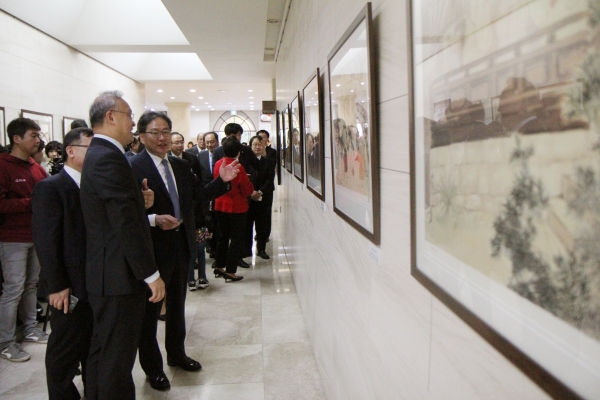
[32,128,94,399]
[44,141,64,176]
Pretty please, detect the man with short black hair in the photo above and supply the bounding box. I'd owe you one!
[32,127,95,399]
[0,118,49,363]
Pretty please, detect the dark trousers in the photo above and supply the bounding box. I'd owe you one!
[216,212,247,274]
[245,198,272,253]
[139,229,189,375]
[86,285,146,400]
[46,301,93,400]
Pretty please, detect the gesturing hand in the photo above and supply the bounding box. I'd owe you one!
[219,159,241,182]
[156,214,180,230]
[142,179,154,209]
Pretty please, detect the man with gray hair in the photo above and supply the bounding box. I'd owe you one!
[81,90,165,399]
[185,132,206,155]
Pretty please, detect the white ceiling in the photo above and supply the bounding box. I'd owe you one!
[0,0,285,111]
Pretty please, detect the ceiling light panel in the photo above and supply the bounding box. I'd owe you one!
[0,0,189,45]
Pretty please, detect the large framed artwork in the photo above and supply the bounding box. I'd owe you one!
[328,2,380,244]
[275,110,282,185]
[290,93,304,182]
[63,116,79,139]
[22,110,53,142]
[408,0,600,398]
[302,69,325,200]
[0,107,5,146]
[283,106,292,173]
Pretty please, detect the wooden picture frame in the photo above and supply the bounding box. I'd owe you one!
[21,110,53,142]
[290,93,304,182]
[328,2,380,244]
[275,110,282,185]
[0,107,5,147]
[283,106,292,173]
[302,69,326,200]
[408,0,600,398]
[62,116,79,139]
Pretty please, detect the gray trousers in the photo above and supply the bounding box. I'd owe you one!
[0,242,41,349]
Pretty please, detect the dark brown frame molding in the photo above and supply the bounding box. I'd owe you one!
[302,68,326,201]
[290,93,304,183]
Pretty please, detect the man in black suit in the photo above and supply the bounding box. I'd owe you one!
[32,128,94,400]
[197,131,219,186]
[170,132,202,178]
[80,91,166,400]
[184,132,206,156]
[257,129,277,164]
[245,136,276,260]
[131,111,239,391]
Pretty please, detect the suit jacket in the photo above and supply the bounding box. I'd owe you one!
[198,150,214,186]
[265,146,277,164]
[129,150,229,278]
[80,138,158,296]
[212,143,260,176]
[171,151,202,179]
[251,157,275,203]
[185,145,200,156]
[32,169,88,301]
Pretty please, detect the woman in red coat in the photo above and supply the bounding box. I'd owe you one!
[213,137,254,281]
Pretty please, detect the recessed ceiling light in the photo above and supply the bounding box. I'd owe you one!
[170,96,175,99]
[249,102,253,104]
[198,96,203,99]
[205,102,209,104]
[336,84,340,87]
[219,90,226,93]
[157,89,163,93]
[248,89,253,92]
[190,89,196,92]
[361,82,365,85]
[151,108,155,111]
[249,96,253,99]
[144,106,147,109]
[227,102,232,104]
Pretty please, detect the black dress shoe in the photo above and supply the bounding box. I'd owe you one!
[238,259,250,268]
[167,356,202,371]
[257,250,270,260]
[146,372,170,391]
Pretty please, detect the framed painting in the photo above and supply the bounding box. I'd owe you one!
[22,110,53,142]
[302,68,325,200]
[408,0,600,398]
[283,106,292,173]
[328,2,380,244]
[63,116,79,139]
[275,110,282,185]
[0,107,5,147]
[290,93,304,182]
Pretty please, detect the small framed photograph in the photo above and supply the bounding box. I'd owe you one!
[328,2,379,244]
[21,110,53,142]
[302,68,325,200]
[290,93,304,182]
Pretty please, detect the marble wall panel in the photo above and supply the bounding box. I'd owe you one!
[379,95,410,173]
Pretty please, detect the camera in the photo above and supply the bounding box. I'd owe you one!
[49,154,64,176]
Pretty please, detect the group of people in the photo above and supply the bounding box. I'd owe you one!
[0,90,277,399]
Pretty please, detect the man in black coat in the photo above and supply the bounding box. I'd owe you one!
[130,111,239,391]
[80,91,165,400]
[32,128,94,400]
[211,123,260,176]
[169,132,202,178]
[184,132,206,155]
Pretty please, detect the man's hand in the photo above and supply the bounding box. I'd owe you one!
[49,288,71,314]
[142,179,154,209]
[250,191,261,201]
[147,277,165,303]
[156,214,180,230]
[219,159,240,182]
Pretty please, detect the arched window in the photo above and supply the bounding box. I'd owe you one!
[213,111,257,144]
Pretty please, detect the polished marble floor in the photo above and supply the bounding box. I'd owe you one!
[0,211,326,400]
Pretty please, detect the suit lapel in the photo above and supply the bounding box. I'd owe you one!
[139,150,170,200]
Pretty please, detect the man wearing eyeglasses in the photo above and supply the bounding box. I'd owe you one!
[130,111,240,391]
[32,127,94,399]
[80,91,165,400]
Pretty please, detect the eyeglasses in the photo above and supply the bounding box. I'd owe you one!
[142,130,172,138]
[110,110,134,119]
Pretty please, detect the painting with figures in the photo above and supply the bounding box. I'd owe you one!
[290,94,304,182]
[303,69,325,199]
[410,0,600,397]
[328,3,379,244]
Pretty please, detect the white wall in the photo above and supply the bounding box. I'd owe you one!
[0,10,144,144]
[275,0,550,399]
[189,110,210,144]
